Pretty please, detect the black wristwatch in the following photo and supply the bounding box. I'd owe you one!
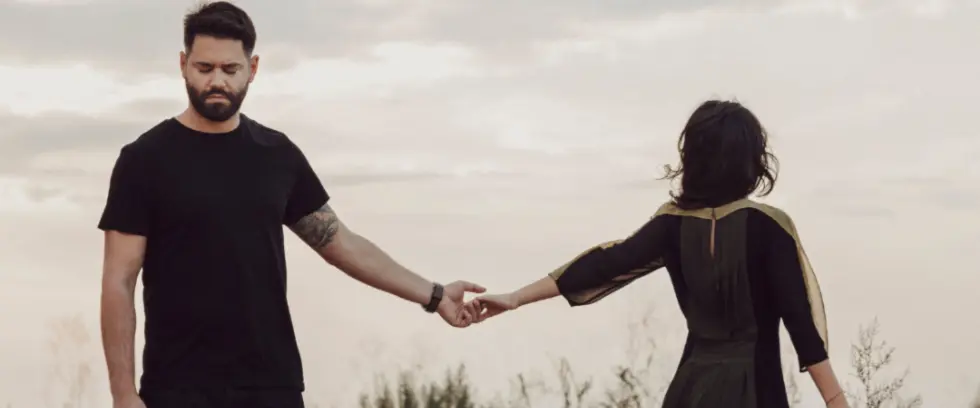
[423,282,444,313]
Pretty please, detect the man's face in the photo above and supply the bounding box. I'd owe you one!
[180,35,259,122]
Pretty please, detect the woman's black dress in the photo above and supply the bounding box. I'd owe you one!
[550,199,829,408]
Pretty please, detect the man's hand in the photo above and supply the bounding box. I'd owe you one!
[437,280,487,327]
[112,393,146,408]
[470,292,520,323]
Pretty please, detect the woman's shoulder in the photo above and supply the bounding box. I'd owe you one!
[741,201,801,239]
[651,198,791,219]
[651,199,800,236]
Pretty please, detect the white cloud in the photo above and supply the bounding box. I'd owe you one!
[257,41,494,100]
[7,0,94,4]
[528,8,732,66]
[452,94,648,155]
[0,64,178,115]
[575,8,727,43]
[0,176,81,213]
[0,41,493,115]
[774,0,965,17]
[26,150,117,174]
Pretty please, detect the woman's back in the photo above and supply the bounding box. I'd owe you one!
[665,200,827,407]
[549,199,828,407]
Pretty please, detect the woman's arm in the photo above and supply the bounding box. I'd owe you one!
[471,276,560,320]
[513,276,561,307]
[549,214,672,306]
[807,360,848,406]
[761,212,846,406]
[473,214,673,321]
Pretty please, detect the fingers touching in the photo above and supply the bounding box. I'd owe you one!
[466,297,508,324]
[438,282,510,328]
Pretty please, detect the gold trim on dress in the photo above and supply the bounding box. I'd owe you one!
[654,199,829,353]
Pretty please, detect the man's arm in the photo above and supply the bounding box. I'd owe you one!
[100,230,145,403]
[288,203,434,306]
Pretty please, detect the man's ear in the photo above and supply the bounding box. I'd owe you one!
[248,54,259,83]
[179,51,188,78]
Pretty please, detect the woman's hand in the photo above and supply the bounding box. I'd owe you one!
[465,277,561,324]
[470,293,520,323]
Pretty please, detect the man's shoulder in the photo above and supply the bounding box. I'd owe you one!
[241,114,296,148]
[117,118,178,156]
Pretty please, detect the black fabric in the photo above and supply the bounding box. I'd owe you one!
[139,388,305,408]
[98,115,329,392]
[553,206,828,408]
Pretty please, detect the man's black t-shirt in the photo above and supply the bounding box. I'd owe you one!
[98,115,329,392]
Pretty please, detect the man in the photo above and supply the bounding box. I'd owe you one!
[98,3,484,408]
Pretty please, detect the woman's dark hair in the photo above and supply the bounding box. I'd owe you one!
[661,99,779,210]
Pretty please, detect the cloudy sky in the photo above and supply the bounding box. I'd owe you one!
[1,0,979,406]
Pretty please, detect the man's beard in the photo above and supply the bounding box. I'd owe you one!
[186,83,248,123]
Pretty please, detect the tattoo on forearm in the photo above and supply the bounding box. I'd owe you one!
[289,204,340,250]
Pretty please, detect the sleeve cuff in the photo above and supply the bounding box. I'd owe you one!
[97,221,149,237]
[797,350,829,372]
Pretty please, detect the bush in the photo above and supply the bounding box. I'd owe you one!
[357,365,481,408]
[34,313,953,407]
[357,317,930,408]
[846,318,922,408]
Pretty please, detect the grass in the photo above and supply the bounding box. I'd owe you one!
[19,313,944,408]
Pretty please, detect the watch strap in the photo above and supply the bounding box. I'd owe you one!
[423,283,443,313]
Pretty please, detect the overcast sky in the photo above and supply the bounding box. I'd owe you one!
[1,0,979,407]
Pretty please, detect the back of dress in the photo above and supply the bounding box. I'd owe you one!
[677,207,757,342]
[549,199,829,408]
[661,200,829,407]
[663,206,767,407]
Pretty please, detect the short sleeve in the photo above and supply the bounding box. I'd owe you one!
[282,143,329,225]
[97,145,152,236]
[762,215,829,371]
[549,214,672,306]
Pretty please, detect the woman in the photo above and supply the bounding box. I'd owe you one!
[469,100,849,408]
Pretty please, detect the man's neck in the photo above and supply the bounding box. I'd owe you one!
[176,108,241,134]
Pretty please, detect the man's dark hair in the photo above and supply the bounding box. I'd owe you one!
[183,1,257,55]
[661,99,779,210]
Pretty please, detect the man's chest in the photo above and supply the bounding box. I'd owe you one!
[148,151,296,228]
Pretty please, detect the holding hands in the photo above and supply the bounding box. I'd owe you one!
[467,292,520,323]
[443,276,559,327]
[437,280,488,327]
[436,285,518,328]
